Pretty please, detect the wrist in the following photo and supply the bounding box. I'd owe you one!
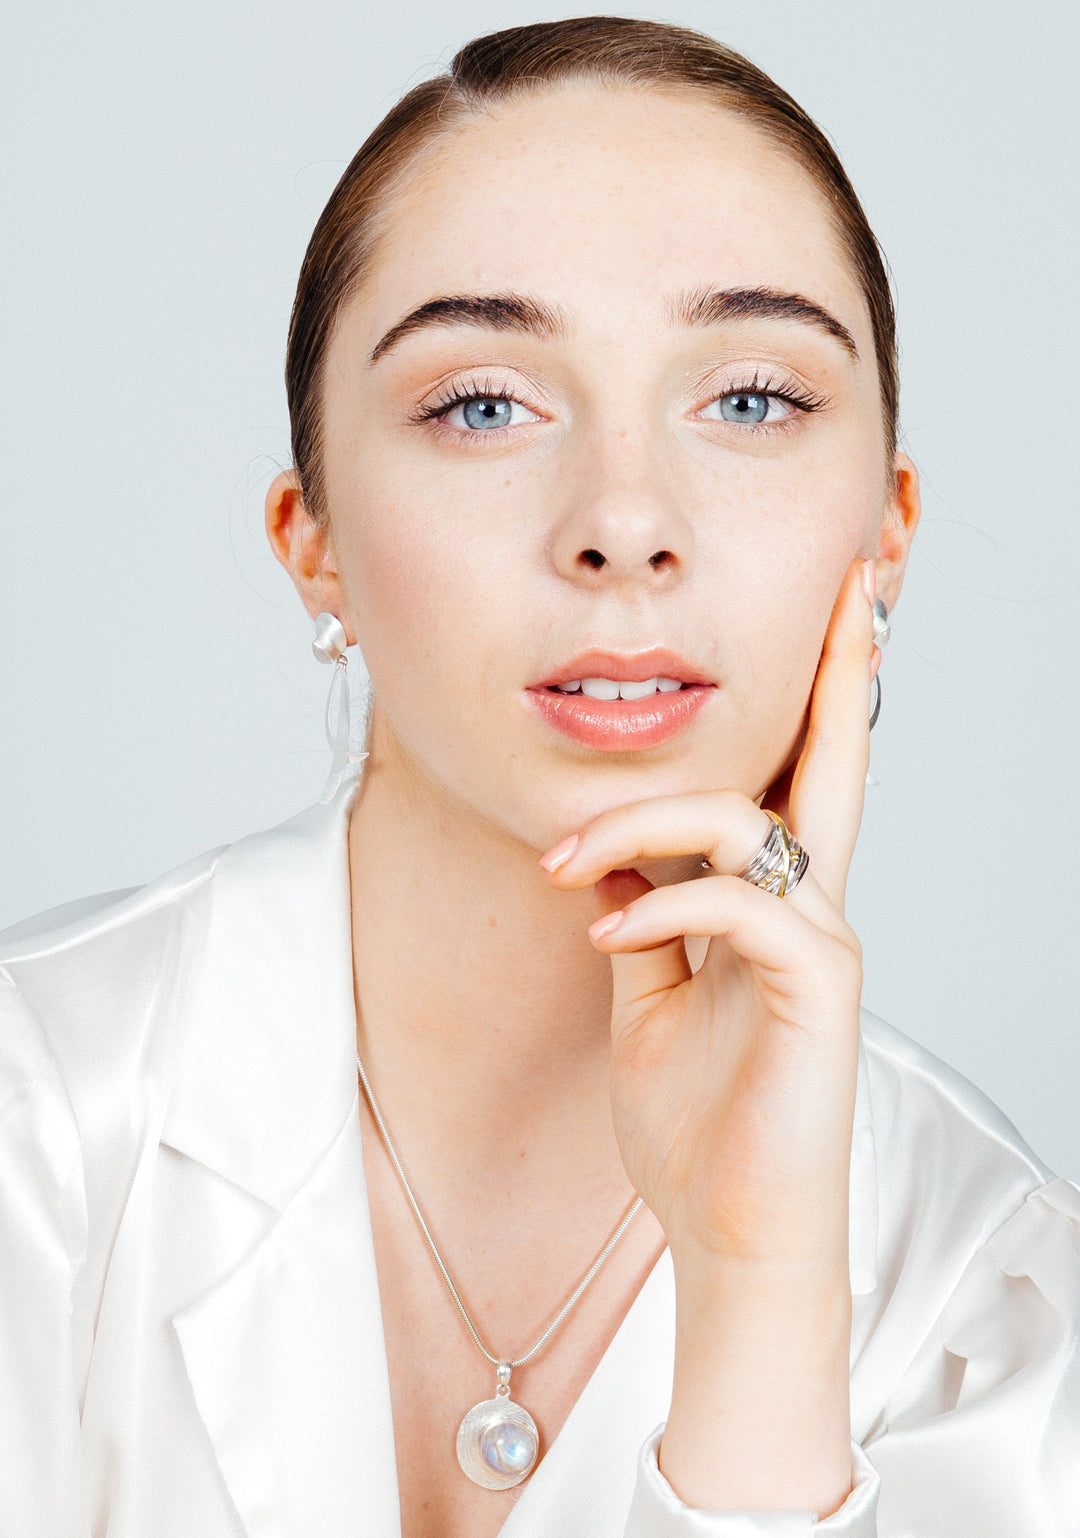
[660,1259,853,1515]
[668,1239,851,1312]
[671,1262,852,1397]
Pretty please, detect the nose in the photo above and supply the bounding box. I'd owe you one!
[548,434,692,589]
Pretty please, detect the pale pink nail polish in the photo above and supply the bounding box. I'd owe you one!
[861,559,877,606]
[540,834,580,872]
[588,910,624,941]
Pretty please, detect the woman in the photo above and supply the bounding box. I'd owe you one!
[1,16,1077,1537]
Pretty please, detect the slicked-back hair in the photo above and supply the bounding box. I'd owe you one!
[286,16,898,524]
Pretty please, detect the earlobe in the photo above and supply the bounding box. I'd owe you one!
[873,452,921,612]
[264,469,352,636]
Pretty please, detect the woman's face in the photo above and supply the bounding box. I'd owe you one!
[305,82,917,849]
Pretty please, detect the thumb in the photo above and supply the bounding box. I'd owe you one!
[593,869,693,1036]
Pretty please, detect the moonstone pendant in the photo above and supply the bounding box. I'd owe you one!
[456,1363,540,1490]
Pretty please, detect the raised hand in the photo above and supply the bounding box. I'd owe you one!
[539,558,878,1515]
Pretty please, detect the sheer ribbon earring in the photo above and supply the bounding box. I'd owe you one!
[869,598,890,731]
[312,612,368,803]
[866,598,890,787]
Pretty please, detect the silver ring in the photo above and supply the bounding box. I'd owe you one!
[731,811,809,898]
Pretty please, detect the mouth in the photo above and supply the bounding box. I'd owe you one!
[525,648,716,751]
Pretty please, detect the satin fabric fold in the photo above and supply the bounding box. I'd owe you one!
[1,777,1078,1537]
[625,1432,880,1536]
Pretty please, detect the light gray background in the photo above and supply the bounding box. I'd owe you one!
[3,2,1077,1173]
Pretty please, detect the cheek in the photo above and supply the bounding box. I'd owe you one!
[328,473,522,735]
[692,439,880,735]
[696,434,879,608]
[341,502,461,654]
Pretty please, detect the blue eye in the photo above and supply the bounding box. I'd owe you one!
[699,390,797,426]
[439,395,541,431]
[462,397,513,430]
[721,391,768,423]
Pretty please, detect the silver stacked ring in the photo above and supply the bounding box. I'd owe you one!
[732,811,809,898]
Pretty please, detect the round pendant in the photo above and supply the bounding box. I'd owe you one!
[456,1394,540,1490]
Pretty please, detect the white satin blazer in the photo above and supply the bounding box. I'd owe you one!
[2,772,1078,1537]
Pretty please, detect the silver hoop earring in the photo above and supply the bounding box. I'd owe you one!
[312,612,366,802]
[869,598,890,732]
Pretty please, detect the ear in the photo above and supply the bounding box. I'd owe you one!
[872,452,920,613]
[264,470,356,644]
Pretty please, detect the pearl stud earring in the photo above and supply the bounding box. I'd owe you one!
[312,612,366,801]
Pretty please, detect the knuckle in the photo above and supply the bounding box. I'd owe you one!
[842,924,864,964]
[581,805,621,846]
[713,785,752,818]
[831,935,864,995]
[577,810,637,868]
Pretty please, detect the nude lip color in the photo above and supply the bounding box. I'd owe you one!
[525,648,716,751]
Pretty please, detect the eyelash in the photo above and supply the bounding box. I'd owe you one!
[410,371,827,437]
[697,371,828,430]
[410,375,527,427]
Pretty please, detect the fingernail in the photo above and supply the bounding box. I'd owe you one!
[860,559,877,606]
[870,647,882,681]
[588,910,625,941]
[540,834,579,872]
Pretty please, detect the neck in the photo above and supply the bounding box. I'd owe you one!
[347,716,621,1195]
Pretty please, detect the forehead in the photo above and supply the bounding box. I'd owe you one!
[356,82,868,350]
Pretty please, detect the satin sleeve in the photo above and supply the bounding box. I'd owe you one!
[623,1179,1080,1537]
[625,1433,878,1536]
[0,970,90,1538]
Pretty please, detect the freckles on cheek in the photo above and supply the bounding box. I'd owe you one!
[357,527,442,645]
[716,462,867,697]
[342,500,490,683]
[769,450,874,577]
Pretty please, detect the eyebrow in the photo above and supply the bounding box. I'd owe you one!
[367,284,858,364]
[368,293,564,364]
[669,285,859,359]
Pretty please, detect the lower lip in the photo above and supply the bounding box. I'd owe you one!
[526,685,714,750]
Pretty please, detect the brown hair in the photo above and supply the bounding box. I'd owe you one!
[286,16,899,524]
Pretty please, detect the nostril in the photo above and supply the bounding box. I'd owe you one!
[649,550,674,570]
[579,549,605,569]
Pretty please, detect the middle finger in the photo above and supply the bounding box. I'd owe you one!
[540,790,839,932]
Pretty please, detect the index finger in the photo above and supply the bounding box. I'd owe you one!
[786,558,875,910]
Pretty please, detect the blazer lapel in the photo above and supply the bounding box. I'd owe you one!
[171,1112,400,1537]
[497,1046,880,1535]
[162,769,401,1537]
[497,1249,677,1538]
[156,766,881,1536]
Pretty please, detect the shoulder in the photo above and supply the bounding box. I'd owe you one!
[0,786,359,1339]
[0,789,352,1066]
[859,1006,1050,1184]
[0,838,227,968]
[856,1007,1071,1306]
[0,844,224,1096]
[850,1013,1080,1495]
[0,845,227,1242]
[0,786,357,1150]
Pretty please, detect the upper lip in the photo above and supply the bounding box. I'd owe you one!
[531,648,715,688]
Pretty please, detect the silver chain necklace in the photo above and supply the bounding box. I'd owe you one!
[355,1049,643,1490]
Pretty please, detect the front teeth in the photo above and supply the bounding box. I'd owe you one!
[583,677,630,700]
[615,677,659,700]
[556,677,684,699]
